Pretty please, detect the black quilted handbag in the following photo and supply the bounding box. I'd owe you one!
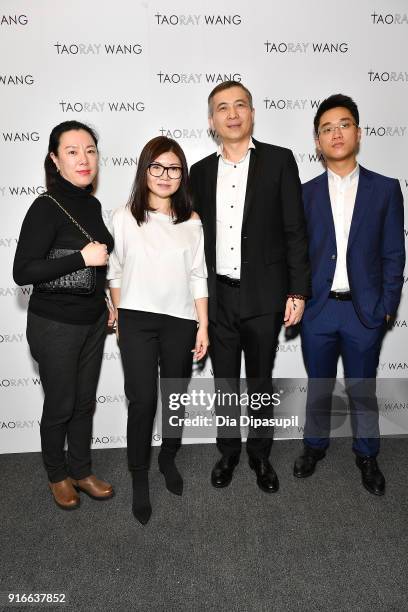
[35,194,96,295]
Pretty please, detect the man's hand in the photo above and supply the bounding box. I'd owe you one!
[284,297,305,327]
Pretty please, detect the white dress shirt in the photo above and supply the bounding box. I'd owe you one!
[216,138,255,279]
[107,206,208,321]
[328,165,359,292]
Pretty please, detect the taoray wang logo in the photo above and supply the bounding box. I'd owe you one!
[154,14,242,26]
[0,14,28,26]
[0,286,31,297]
[363,125,406,136]
[264,41,349,53]
[159,127,215,140]
[0,333,24,343]
[59,100,145,112]
[98,155,138,168]
[0,74,34,86]
[54,42,142,55]
[157,72,242,84]
[263,99,321,110]
[368,71,408,82]
[2,132,40,142]
[0,185,45,196]
[371,12,408,24]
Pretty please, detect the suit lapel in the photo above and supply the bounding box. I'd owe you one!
[206,153,219,249]
[315,172,336,240]
[242,146,259,226]
[347,166,372,250]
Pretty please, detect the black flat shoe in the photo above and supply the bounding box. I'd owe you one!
[211,455,239,488]
[356,455,385,496]
[249,457,279,493]
[293,446,326,478]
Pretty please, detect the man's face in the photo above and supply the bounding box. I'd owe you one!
[209,86,254,145]
[315,106,361,164]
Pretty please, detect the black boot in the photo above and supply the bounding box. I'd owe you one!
[131,471,152,524]
[158,450,183,496]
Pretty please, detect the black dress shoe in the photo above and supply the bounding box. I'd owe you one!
[293,446,326,478]
[248,457,279,493]
[211,456,239,488]
[356,456,385,496]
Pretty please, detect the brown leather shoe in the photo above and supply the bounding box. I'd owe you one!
[69,475,114,500]
[49,478,80,510]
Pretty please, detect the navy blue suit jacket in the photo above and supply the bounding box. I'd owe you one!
[303,166,405,328]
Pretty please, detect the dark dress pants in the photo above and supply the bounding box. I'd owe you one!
[26,310,107,483]
[118,309,197,472]
[301,299,385,457]
[209,280,282,460]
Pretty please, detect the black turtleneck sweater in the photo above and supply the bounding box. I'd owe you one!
[13,174,114,324]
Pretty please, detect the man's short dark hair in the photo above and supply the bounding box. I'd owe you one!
[208,80,253,116]
[314,94,359,134]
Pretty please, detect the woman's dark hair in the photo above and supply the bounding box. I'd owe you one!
[44,120,99,190]
[313,94,359,135]
[128,136,192,225]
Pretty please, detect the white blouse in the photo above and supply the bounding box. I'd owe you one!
[107,206,208,321]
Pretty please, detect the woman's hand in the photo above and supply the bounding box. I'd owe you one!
[192,325,209,361]
[109,287,121,340]
[106,298,117,329]
[81,241,109,267]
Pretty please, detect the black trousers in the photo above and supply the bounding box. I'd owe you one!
[26,310,107,483]
[118,309,197,472]
[209,280,282,460]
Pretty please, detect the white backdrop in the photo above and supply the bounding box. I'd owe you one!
[1,0,407,453]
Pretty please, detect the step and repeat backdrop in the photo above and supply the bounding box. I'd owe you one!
[1,0,407,453]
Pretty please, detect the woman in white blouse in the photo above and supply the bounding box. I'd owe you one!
[108,137,208,525]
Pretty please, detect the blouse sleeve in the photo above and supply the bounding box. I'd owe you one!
[106,208,125,288]
[190,225,208,300]
[13,197,85,286]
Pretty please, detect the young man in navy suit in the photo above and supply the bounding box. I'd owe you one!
[294,94,405,495]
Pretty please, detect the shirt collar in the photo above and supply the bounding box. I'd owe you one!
[217,137,255,163]
[328,164,360,186]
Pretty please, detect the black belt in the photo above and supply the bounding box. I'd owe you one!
[216,274,240,288]
[329,291,352,301]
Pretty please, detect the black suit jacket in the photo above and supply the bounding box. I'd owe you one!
[190,138,311,322]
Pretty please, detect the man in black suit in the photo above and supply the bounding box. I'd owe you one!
[190,81,311,492]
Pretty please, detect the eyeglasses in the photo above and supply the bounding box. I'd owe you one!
[318,121,358,136]
[148,163,182,180]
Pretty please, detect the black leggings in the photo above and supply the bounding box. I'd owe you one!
[118,309,197,471]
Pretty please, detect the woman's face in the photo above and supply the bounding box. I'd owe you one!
[146,151,182,200]
[50,129,98,188]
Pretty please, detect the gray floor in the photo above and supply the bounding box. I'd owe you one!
[1,439,407,612]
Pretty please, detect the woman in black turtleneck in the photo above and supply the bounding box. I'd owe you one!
[13,121,114,510]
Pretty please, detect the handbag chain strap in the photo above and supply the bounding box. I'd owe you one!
[42,193,94,242]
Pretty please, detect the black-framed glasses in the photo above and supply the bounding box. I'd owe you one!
[148,163,182,180]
